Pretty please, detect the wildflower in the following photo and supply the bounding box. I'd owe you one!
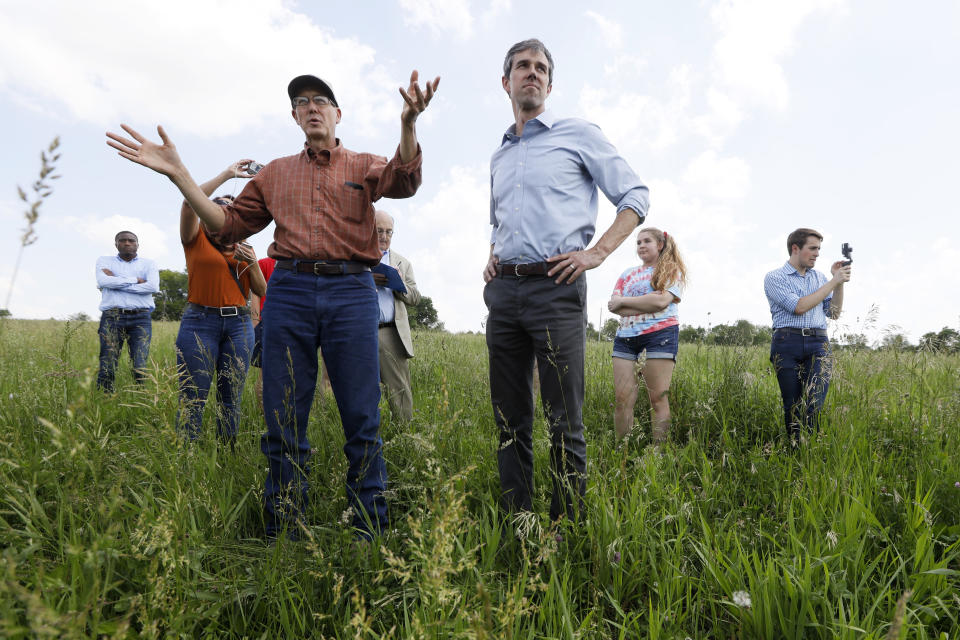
[612,551,621,563]
[955,482,960,489]
[826,530,838,549]
[732,590,751,608]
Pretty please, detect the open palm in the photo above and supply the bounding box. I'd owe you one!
[106,124,184,178]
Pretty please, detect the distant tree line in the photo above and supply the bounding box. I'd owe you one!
[150,268,446,330]
[591,318,773,346]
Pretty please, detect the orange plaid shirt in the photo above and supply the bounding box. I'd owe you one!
[218,140,422,265]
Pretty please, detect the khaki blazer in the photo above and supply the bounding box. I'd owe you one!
[387,250,420,358]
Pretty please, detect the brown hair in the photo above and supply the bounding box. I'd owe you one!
[503,38,554,85]
[638,227,687,291]
[786,228,822,255]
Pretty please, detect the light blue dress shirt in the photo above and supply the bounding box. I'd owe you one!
[489,110,649,263]
[95,254,159,311]
[377,250,395,324]
[763,261,832,329]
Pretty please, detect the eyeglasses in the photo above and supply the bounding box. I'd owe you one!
[376,228,394,237]
[291,95,335,108]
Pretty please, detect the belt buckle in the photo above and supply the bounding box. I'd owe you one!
[801,327,813,337]
[220,306,238,317]
[311,261,327,275]
[513,264,521,277]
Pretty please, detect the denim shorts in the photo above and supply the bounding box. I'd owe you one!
[612,325,679,361]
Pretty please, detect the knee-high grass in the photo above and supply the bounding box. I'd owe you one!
[1,319,957,637]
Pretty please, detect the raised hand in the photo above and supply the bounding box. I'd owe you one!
[234,243,257,263]
[228,159,256,180]
[106,124,185,178]
[399,70,440,126]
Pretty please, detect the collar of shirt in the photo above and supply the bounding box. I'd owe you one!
[778,261,812,279]
[303,139,343,165]
[380,249,390,263]
[501,109,556,144]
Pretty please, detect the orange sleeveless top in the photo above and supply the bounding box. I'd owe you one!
[184,230,251,307]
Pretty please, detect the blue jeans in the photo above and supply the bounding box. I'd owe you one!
[770,330,831,441]
[175,305,254,441]
[260,267,386,538]
[97,309,152,392]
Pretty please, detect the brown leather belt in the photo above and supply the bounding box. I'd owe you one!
[378,321,396,329]
[495,262,552,277]
[275,259,371,275]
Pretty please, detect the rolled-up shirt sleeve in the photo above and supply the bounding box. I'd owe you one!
[368,144,422,200]
[578,123,649,220]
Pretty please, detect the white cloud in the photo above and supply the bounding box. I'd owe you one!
[708,0,847,111]
[479,0,512,28]
[392,164,491,332]
[398,0,474,40]
[585,10,624,49]
[682,150,751,200]
[65,215,171,261]
[0,0,399,138]
[578,63,692,153]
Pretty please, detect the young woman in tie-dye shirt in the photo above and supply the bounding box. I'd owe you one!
[607,227,688,443]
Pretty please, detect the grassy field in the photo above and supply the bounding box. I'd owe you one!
[0,318,958,638]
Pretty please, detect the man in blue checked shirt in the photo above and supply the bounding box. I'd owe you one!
[95,230,159,392]
[764,228,851,443]
[483,38,649,524]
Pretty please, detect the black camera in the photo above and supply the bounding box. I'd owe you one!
[841,242,853,266]
[246,161,264,175]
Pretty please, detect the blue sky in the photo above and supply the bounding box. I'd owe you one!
[1,0,958,343]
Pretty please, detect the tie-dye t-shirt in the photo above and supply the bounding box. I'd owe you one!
[611,265,683,337]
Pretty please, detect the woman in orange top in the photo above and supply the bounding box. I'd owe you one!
[176,160,267,442]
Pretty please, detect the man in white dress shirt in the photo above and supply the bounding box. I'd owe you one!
[95,231,159,392]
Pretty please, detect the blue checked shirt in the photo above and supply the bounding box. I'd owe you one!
[95,254,159,311]
[489,111,649,263]
[764,261,832,329]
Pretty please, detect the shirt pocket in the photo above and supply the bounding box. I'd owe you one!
[341,182,373,223]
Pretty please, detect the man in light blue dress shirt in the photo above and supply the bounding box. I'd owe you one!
[95,231,159,392]
[483,39,650,523]
[763,228,851,443]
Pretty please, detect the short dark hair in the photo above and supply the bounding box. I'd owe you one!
[115,230,138,241]
[503,38,554,85]
[786,228,822,255]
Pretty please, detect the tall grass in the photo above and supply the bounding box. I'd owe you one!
[1,319,957,637]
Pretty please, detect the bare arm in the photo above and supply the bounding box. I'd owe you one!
[235,244,267,298]
[794,261,850,315]
[828,282,844,319]
[249,293,262,327]
[608,291,676,316]
[546,209,641,284]
[106,125,229,231]
[397,70,440,163]
[180,160,253,244]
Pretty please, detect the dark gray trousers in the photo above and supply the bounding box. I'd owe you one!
[484,274,588,521]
